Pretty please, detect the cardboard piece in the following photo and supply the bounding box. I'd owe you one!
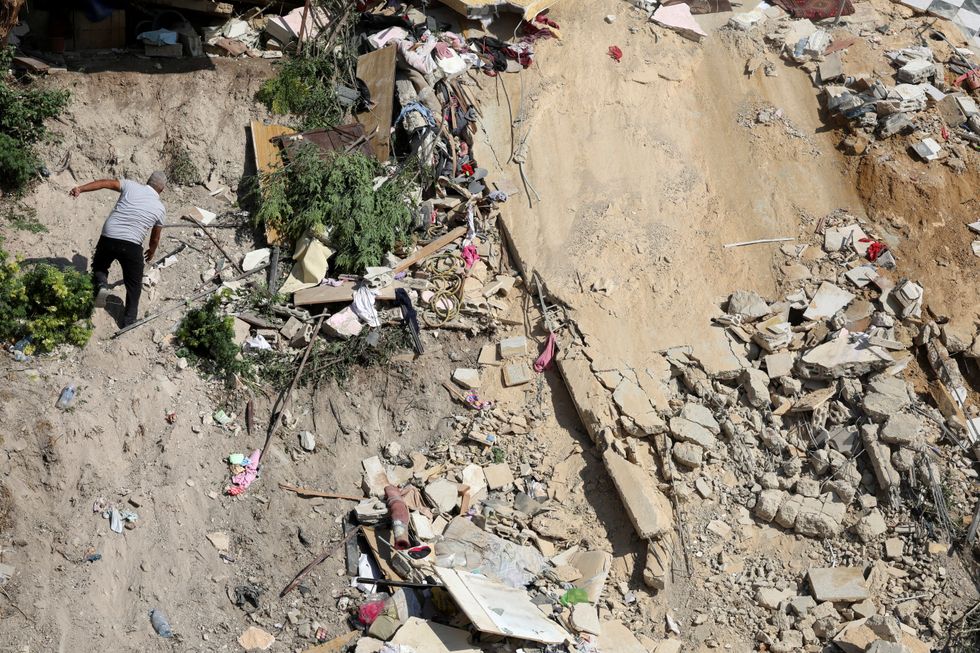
[434,568,571,644]
[279,236,333,294]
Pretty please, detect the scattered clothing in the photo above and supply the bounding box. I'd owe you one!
[608,45,623,63]
[352,285,382,328]
[461,244,480,269]
[227,449,261,496]
[534,332,558,372]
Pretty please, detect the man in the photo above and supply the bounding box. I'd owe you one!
[69,172,166,327]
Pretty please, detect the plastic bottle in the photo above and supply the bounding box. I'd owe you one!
[56,385,77,410]
[149,608,173,638]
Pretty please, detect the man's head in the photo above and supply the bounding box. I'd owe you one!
[147,171,167,193]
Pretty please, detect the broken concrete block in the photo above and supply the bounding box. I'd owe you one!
[679,402,719,434]
[727,290,770,320]
[754,489,785,522]
[570,603,601,635]
[614,379,666,435]
[483,463,515,491]
[808,567,869,602]
[880,412,921,445]
[478,343,498,365]
[424,479,460,513]
[498,335,528,359]
[756,586,794,610]
[410,512,435,540]
[884,537,904,560]
[819,52,844,82]
[741,367,772,408]
[502,363,532,387]
[877,113,911,138]
[912,137,942,162]
[803,282,855,321]
[597,620,649,653]
[324,307,363,338]
[897,58,936,83]
[603,449,673,539]
[643,537,672,590]
[795,509,843,538]
[862,376,910,421]
[764,352,794,379]
[452,367,481,389]
[798,334,893,379]
[483,275,517,297]
[775,494,803,529]
[854,509,887,542]
[242,247,271,272]
[460,463,487,500]
[669,417,715,449]
[361,456,390,498]
[672,442,703,469]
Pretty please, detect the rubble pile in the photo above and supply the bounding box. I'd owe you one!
[553,208,979,649]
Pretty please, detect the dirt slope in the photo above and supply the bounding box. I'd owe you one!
[476,0,867,376]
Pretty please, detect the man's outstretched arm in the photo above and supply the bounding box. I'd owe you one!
[144,225,162,263]
[69,179,121,197]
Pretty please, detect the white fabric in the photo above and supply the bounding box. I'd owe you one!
[102,179,165,245]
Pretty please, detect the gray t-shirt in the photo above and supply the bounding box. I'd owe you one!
[101,179,166,245]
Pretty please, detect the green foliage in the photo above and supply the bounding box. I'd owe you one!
[2,201,47,233]
[257,55,349,131]
[0,247,94,354]
[255,147,414,274]
[176,297,245,379]
[0,47,70,193]
[164,138,199,186]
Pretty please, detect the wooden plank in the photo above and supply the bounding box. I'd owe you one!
[12,56,49,74]
[293,280,408,306]
[145,0,233,15]
[301,631,358,653]
[394,226,467,274]
[250,121,295,245]
[354,46,397,161]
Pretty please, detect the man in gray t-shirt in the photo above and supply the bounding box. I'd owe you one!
[70,172,167,327]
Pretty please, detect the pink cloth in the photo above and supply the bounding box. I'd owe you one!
[534,332,557,372]
[461,245,479,269]
[227,449,261,496]
[434,42,454,59]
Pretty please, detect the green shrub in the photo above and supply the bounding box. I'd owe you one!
[0,47,70,193]
[256,50,353,131]
[0,247,94,353]
[163,138,199,187]
[255,147,414,274]
[176,296,246,379]
[2,200,47,233]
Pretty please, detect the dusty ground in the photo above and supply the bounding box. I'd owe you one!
[2,1,980,651]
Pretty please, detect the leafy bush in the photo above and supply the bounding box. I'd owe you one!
[176,296,246,379]
[256,47,354,131]
[2,200,47,233]
[0,47,70,193]
[0,247,94,353]
[255,147,414,273]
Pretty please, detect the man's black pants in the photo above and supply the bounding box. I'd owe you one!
[92,236,143,325]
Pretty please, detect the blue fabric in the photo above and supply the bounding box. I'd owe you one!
[396,101,436,128]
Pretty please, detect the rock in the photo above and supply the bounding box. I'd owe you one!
[866,641,910,653]
[796,478,820,497]
[728,290,770,320]
[741,367,772,408]
[498,335,528,359]
[862,427,900,491]
[207,531,231,552]
[941,320,974,354]
[694,477,713,498]
[672,442,703,469]
[795,510,842,538]
[643,538,671,590]
[478,344,497,365]
[669,417,715,448]
[679,403,720,434]
[603,450,673,539]
[452,367,481,389]
[653,640,684,653]
[884,537,904,560]
[852,600,877,619]
[460,463,487,499]
[764,352,795,379]
[862,377,910,421]
[880,413,921,446]
[775,495,803,528]
[891,448,915,472]
[571,603,601,635]
[424,479,460,513]
[238,626,275,651]
[614,380,666,435]
[813,615,841,639]
[502,363,532,386]
[808,567,869,602]
[779,630,804,650]
[803,282,855,321]
[355,638,385,653]
[324,307,363,338]
[299,430,316,451]
[787,595,817,617]
[754,489,785,522]
[798,334,893,379]
[756,587,794,610]
[598,620,649,653]
[362,456,391,498]
[866,614,903,643]
[482,463,514,490]
[411,512,435,540]
[854,509,887,542]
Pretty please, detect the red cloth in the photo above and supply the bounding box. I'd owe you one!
[534,332,558,372]
[461,163,474,176]
[608,45,623,63]
[461,244,479,269]
[859,238,887,262]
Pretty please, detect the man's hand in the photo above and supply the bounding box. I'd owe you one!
[69,187,82,198]
[144,249,155,264]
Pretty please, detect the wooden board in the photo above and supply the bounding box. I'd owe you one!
[293,281,408,307]
[250,121,295,245]
[394,226,468,274]
[354,46,397,161]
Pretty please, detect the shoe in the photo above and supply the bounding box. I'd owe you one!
[94,285,110,308]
